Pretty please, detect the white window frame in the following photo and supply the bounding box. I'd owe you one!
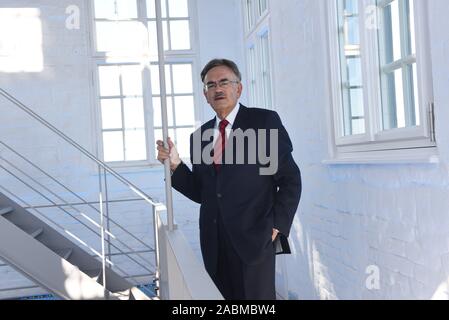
[89,0,200,167]
[326,0,436,163]
[94,61,152,164]
[243,0,275,110]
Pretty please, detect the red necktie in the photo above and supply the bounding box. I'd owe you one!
[213,119,229,172]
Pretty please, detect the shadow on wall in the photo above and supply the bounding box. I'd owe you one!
[286,213,319,300]
[289,164,449,300]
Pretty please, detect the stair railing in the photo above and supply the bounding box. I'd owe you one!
[0,88,165,299]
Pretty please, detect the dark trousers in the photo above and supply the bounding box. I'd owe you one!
[209,212,276,300]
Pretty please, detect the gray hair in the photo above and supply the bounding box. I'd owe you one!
[200,58,242,82]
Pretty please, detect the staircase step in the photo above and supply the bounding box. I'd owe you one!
[0,207,13,216]
[112,287,154,300]
[21,227,44,239]
[52,248,73,260]
[111,289,132,300]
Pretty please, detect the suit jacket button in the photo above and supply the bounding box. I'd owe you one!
[213,219,217,224]
[217,193,222,198]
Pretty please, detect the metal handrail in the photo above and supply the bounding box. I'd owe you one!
[0,88,157,207]
[0,164,154,274]
[0,140,154,252]
[0,88,164,300]
[22,198,146,209]
[1,88,164,297]
[0,185,146,287]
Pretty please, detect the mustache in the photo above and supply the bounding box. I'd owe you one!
[214,93,226,99]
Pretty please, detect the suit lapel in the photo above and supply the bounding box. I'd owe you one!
[201,118,215,150]
[231,104,249,132]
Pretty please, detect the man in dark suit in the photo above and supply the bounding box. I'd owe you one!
[157,59,301,300]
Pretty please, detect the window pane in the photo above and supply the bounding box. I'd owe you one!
[412,63,420,126]
[153,97,174,127]
[342,88,365,136]
[394,68,405,128]
[175,127,195,159]
[125,129,147,161]
[95,21,147,53]
[101,99,122,129]
[344,0,358,14]
[246,0,254,30]
[172,64,193,93]
[94,0,138,19]
[382,69,406,129]
[146,0,167,18]
[124,98,145,129]
[169,20,191,50]
[115,0,138,19]
[150,64,172,95]
[94,0,116,19]
[258,0,267,15]
[103,131,124,162]
[248,46,257,106]
[345,16,359,46]
[147,21,159,59]
[146,0,156,18]
[95,21,116,52]
[347,57,362,86]
[379,0,418,131]
[407,0,416,55]
[349,88,364,118]
[99,65,120,96]
[148,21,170,53]
[168,0,189,17]
[260,34,272,108]
[174,96,195,126]
[351,119,365,135]
[382,0,402,63]
[121,65,142,96]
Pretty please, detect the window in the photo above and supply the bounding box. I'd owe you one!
[98,64,146,162]
[327,0,435,160]
[244,0,274,109]
[92,0,197,163]
[337,0,366,136]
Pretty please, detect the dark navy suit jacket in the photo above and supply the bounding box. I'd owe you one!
[171,104,301,275]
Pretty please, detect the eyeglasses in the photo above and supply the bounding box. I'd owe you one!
[204,79,240,91]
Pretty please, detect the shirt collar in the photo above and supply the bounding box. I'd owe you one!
[214,103,240,129]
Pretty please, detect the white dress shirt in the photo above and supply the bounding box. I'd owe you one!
[212,103,240,145]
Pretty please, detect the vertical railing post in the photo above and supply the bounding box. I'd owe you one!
[152,205,161,298]
[98,165,108,299]
[155,0,175,231]
[103,167,112,267]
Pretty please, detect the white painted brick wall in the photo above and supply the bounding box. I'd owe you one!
[269,0,449,300]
